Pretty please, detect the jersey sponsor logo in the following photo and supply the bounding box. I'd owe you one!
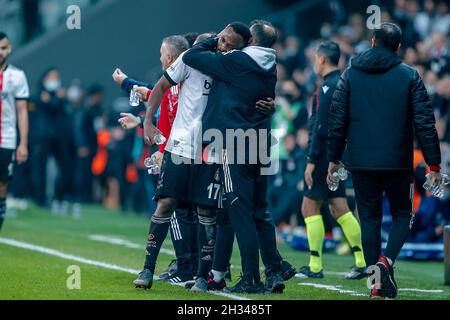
[322,85,330,94]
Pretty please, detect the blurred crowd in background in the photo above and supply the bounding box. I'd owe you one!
[4,0,450,247]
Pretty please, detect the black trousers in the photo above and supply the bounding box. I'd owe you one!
[220,150,280,282]
[351,170,414,266]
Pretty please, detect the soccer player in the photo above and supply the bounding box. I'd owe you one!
[297,41,366,280]
[328,23,441,298]
[182,20,286,293]
[134,26,251,291]
[113,66,201,284]
[0,32,29,230]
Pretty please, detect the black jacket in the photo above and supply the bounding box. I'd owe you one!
[328,45,441,171]
[307,69,340,164]
[182,38,276,147]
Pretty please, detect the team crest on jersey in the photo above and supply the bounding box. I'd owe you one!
[1,92,7,100]
[322,85,330,94]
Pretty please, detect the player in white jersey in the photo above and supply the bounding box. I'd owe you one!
[133,27,251,291]
[0,32,29,230]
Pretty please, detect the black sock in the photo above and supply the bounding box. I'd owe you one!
[0,198,6,230]
[197,215,217,279]
[144,215,171,273]
[384,215,412,263]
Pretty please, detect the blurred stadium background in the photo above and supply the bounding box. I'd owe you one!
[1,0,450,299]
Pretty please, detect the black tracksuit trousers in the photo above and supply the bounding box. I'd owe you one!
[351,170,414,266]
[220,150,281,283]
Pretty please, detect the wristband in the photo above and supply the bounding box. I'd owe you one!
[429,165,440,172]
[145,90,151,101]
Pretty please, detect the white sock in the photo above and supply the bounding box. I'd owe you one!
[212,270,225,282]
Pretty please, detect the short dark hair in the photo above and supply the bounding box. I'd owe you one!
[163,35,190,57]
[182,32,199,48]
[229,21,252,48]
[0,32,8,41]
[372,22,402,52]
[317,41,341,66]
[250,20,277,48]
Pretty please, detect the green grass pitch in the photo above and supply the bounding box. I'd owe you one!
[0,204,449,300]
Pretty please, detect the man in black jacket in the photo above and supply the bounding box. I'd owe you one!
[182,21,282,293]
[327,22,442,299]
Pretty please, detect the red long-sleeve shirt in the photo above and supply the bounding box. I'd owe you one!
[144,85,179,152]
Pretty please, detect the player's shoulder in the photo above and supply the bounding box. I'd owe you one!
[5,64,27,78]
[6,64,25,74]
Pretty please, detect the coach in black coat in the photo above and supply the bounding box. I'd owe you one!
[326,23,442,299]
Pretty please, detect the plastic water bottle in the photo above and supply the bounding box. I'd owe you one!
[129,85,140,107]
[328,165,348,191]
[154,133,166,146]
[144,154,160,175]
[423,172,450,199]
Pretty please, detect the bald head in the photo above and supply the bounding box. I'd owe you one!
[250,20,277,48]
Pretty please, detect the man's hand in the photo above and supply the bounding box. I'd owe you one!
[327,162,340,187]
[429,170,443,187]
[134,86,150,101]
[152,151,164,167]
[16,144,28,164]
[143,120,163,145]
[112,68,127,85]
[304,163,315,189]
[256,97,275,116]
[118,112,141,129]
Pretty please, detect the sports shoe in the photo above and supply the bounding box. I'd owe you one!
[207,272,226,291]
[158,259,177,281]
[191,277,208,292]
[223,278,266,294]
[265,271,285,294]
[344,266,367,280]
[133,269,154,289]
[295,266,324,279]
[369,287,385,299]
[376,255,397,298]
[167,271,194,285]
[280,260,296,281]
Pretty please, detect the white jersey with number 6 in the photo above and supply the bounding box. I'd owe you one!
[0,65,29,150]
[163,51,211,160]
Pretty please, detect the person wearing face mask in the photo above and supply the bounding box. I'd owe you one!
[32,68,72,211]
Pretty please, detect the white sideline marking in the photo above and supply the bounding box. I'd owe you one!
[399,288,444,293]
[0,237,249,301]
[88,234,176,256]
[298,282,367,297]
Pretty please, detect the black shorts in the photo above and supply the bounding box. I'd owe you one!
[154,151,192,202]
[189,162,221,208]
[0,148,15,182]
[302,156,346,201]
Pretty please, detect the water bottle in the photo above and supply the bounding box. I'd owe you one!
[423,172,450,199]
[328,164,348,191]
[154,133,166,146]
[129,85,140,107]
[144,154,161,175]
